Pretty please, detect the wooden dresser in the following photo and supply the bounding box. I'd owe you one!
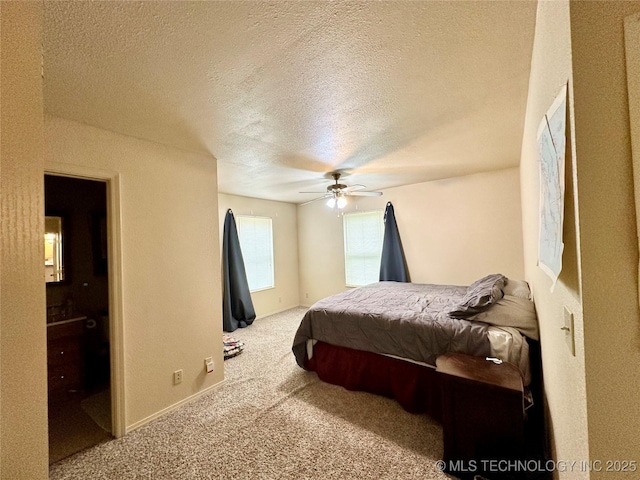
[47,317,86,401]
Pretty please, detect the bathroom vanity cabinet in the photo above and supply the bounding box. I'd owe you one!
[47,317,86,401]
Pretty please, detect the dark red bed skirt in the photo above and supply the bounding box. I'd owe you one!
[305,341,443,420]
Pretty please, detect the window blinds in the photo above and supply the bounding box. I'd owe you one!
[343,210,384,286]
[236,216,274,292]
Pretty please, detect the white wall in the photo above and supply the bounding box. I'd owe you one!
[570,1,640,474]
[45,116,224,430]
[298,168,524,306]
[218,194,300,318]
[0,3,49,478]
[522,2,640,478]
[519,1,589,474]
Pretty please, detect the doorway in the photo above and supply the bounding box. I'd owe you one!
[45,174,113,463]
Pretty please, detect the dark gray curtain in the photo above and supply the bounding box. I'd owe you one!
[379,202,410,282]
[222,209,256,332]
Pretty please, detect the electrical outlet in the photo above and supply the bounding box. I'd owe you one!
[205,357,214,373]
[173,369,183,385]
[305,293,309,299]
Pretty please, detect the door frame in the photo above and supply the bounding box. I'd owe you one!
[45,163,126,438]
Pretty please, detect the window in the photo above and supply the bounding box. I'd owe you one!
[236,216,274,292]
[343,210,384,287]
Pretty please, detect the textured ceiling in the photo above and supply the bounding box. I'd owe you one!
[43,1,537,203]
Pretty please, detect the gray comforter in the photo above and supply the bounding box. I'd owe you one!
[292,281,494,369]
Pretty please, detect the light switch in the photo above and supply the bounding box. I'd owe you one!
[562,306,575,356]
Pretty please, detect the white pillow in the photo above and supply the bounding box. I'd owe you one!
[468,294,539,341]
[502,278,531,300]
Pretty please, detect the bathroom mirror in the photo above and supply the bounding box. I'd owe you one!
[45,216,65,283]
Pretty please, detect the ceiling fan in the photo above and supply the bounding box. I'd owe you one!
[299,172,383,208]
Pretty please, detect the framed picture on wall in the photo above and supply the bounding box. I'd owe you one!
[91,212,108,276]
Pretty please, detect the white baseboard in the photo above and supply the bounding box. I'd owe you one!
[256,304,304,319]
[125,379,227,434]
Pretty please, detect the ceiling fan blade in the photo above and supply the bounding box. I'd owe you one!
[344,184,366,192]
[347,191,383,197]
[299,191,329,194]
[299,194,332,206]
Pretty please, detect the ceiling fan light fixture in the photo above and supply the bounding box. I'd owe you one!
[299,172,382,208]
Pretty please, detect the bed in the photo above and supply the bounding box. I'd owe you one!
[292,274,540,419]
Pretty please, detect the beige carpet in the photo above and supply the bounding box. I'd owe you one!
[50,307,449,479]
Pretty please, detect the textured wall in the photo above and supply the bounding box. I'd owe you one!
[519,1,589,475]
[298,168,524,306]
[570,1,640,475]
[45,116,223,429]
[0,2,49,478]
[521,2,640,477]
[217,194,300,318]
